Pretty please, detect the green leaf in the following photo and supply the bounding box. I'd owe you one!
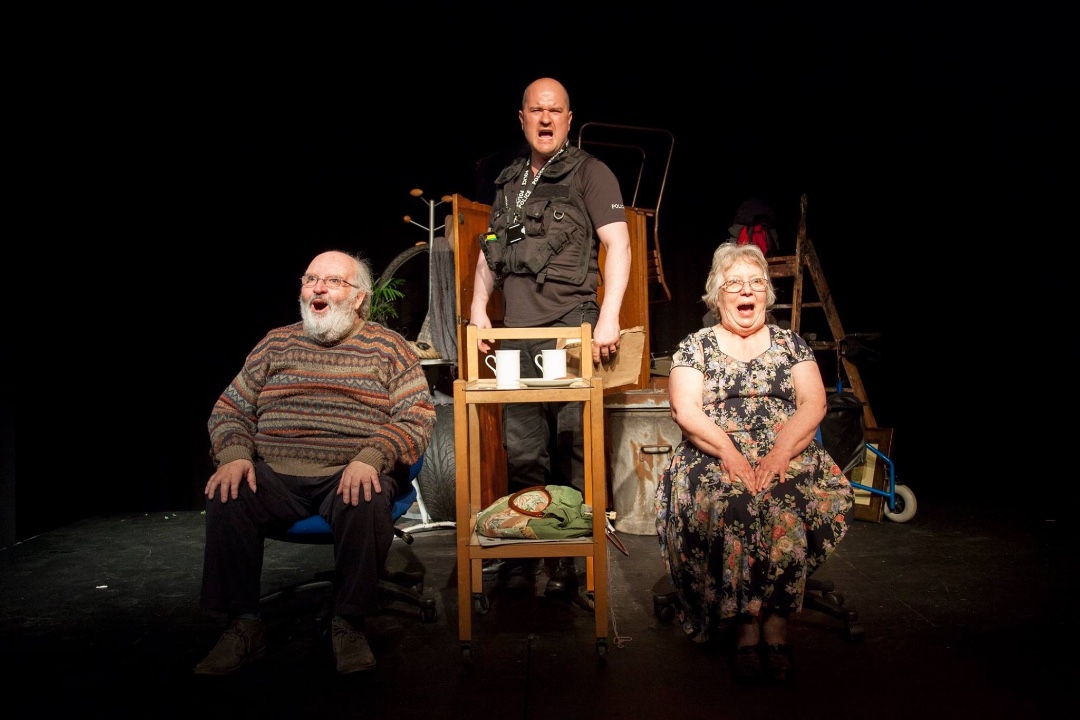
[368,276,406,323]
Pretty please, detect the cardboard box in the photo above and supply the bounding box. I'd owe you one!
[563,326,645,389]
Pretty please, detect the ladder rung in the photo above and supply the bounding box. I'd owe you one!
[767,256,798,276]
[772,302,823,310]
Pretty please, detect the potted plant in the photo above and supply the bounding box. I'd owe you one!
[367,276,405,326]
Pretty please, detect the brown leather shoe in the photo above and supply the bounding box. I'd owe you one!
[194,618,266,675]
[764,643,794,684]
[332,616,376,674]
[544,558,579,600]
[734,644,763,684]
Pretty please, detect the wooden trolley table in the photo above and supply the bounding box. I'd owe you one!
[453,323,609,662]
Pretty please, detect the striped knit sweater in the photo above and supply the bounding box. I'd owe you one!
[208,320,436,477]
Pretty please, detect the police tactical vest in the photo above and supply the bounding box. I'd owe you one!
[481,145,598,290]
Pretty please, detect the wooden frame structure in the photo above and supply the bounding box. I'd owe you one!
[453,323,609,661]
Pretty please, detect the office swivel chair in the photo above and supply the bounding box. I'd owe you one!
[802,576,860,640]
[648,343,868,643]
[800,421,864,640]
[652,431,863,642]
[261,457,438,624]
[653,549,861,640]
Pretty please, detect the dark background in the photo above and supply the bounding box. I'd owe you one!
[5,6,1060,542]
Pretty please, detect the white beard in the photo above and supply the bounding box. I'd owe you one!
[299,292,359,345]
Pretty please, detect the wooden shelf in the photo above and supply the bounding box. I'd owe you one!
[453,324,609,660]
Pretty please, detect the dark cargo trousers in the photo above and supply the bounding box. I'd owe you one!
[500,301,599,495]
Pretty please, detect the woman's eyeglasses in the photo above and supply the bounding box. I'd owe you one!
[720,277,768,293]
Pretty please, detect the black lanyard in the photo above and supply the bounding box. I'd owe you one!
[509,143,567,220]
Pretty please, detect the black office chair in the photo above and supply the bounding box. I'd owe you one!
[801,414,865,641]
[801,577,861,640]
[261,457,438,625]
[653,555,862,641]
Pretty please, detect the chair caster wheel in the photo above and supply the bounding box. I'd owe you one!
[420,597,437,623]
[653,591,678,622]
[844,622,865,642]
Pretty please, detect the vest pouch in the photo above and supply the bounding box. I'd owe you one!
[480,233,508,276]
[506,231,569,276]
[523,199,549,236]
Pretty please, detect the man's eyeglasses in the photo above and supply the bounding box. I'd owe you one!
[720,277,768,293]
[300,274,358,289]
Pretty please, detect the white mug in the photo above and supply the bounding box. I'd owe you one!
[484,349,521,388]
[534,348,568,380]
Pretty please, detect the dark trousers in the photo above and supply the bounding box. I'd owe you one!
[501,301,599,494]
[200,461,398,619]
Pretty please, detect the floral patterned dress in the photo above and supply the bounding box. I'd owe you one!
[656,325,853,643]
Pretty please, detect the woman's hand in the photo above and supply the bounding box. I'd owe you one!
[750,453,789,494]
[720,451,760,492]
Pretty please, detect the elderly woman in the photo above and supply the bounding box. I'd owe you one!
[656,242,853,684]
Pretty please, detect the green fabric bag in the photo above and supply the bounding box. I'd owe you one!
[475,485,593,540]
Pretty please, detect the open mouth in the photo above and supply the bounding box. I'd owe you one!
[312,298,329,312]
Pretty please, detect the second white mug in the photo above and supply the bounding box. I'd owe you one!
[534,348,568,380]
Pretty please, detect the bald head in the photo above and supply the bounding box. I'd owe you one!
[522,77,570,111]
[519,78,573,164]
[308,251,362,279]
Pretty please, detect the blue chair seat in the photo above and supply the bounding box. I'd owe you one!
[277,482,418,543]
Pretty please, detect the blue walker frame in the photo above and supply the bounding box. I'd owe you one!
[821,334,915,523]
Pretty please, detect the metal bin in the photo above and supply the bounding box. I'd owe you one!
[603,390,681,535]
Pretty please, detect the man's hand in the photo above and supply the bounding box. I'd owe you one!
[472,313,493,354]
[591,315,621,364]
[593,220,631,364]
[205,459,256,502]
[471,254,496,353]
[338,460,383,505]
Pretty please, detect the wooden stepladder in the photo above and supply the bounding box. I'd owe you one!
[767,194,877,428]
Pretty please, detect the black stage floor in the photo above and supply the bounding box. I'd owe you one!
[0,494,1070,720]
